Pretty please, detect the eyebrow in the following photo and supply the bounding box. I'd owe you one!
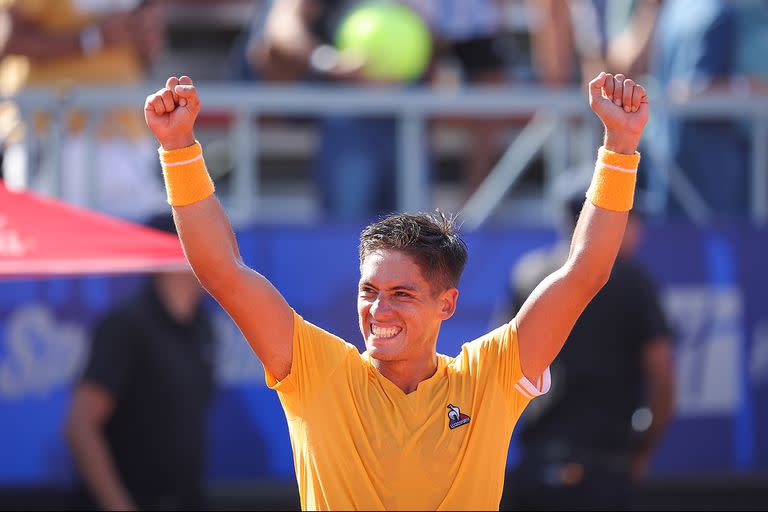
[360,281,419,292]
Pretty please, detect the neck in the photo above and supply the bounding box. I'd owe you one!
[371,353,438,394]
[153,279,200,323]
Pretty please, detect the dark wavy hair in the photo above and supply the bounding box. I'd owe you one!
[359,211,468,293]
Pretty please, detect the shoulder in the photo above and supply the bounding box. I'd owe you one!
[292,311,364,375]
[451,322,517,371]
[295,313,358,350]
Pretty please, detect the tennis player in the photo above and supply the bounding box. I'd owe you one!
[144,71,649,510]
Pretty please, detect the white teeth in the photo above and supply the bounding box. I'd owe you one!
[371,324,401,339]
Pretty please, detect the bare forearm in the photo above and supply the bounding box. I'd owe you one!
[568,201,627,288]
[157,131,243,289]
[172,194,243,291]
[67,424,136,511]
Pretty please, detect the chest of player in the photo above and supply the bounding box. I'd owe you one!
[299,360,509,486]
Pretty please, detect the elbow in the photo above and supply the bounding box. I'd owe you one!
[582,268,611,297]
[564,260,611,299]
[188,251,243,291]
[195,260,245,297]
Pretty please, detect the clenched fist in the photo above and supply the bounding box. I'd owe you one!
[144,76,200,150]
[588,72,650,154]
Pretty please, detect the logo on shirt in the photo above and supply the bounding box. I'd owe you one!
[447,404,471,429]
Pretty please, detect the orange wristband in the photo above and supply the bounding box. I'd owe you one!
[158,141,215,206]
[586,146,640,212]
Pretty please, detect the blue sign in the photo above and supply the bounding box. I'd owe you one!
[0,223,766,487]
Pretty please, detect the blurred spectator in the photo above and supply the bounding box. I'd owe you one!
[247,0,513,219]
[604,0,661,79]
[416,0,512,195]
[527,0,661,86]
[733,0,768,90]
[0,0,167,220]
[65,213,215,511]
[526,0,576,86]
[649,0,749,219]
[499,176,675,510]
[528,0,764,220]
[247,0,418,222]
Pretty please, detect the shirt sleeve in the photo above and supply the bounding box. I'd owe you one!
[264,310,354,413]
[463,318,551,415]
[80,310,137,399]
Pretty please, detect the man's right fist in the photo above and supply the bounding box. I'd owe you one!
[144,76,200,150]
[587,71,649,154]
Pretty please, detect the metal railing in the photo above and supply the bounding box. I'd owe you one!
[6,84,768,227]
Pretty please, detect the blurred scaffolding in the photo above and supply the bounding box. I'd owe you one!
[3,0,767,228]
[6,83,768,227]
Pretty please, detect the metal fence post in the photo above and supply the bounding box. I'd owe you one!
[231,110,257,222]
[83,108,99,210]
[460,112,559,229]
[397,112,428,212]
[48,106,65,199]
[4,104,32,191]
[543,115,567,223]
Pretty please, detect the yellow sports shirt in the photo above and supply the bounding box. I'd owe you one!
[266,312,550,511]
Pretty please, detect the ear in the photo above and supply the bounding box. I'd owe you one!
[438,288,459,320]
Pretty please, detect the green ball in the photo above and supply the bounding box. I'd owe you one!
[336,1,432,82]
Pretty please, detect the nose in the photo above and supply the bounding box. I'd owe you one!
[369,293,392,319]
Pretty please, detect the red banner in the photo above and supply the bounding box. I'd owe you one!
[0,183,188,276]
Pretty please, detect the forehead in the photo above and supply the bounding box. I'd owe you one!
[359,250,428,287]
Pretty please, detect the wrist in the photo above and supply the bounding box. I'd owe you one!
[586,146,640,212]
[159,141,215,206]
[603,131,640,155]
[160,133,196,151]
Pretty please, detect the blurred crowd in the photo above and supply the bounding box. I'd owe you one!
[0,0,767,225]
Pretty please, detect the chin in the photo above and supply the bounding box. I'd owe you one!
[365,344,399,362]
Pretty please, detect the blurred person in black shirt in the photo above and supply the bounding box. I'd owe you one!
[500,177,675,511]
[65,213,215,511]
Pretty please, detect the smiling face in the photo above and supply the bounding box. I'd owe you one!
[358,249,458,363]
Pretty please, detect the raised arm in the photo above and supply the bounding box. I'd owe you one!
[516,72,650,383]
[144,76,294,380]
